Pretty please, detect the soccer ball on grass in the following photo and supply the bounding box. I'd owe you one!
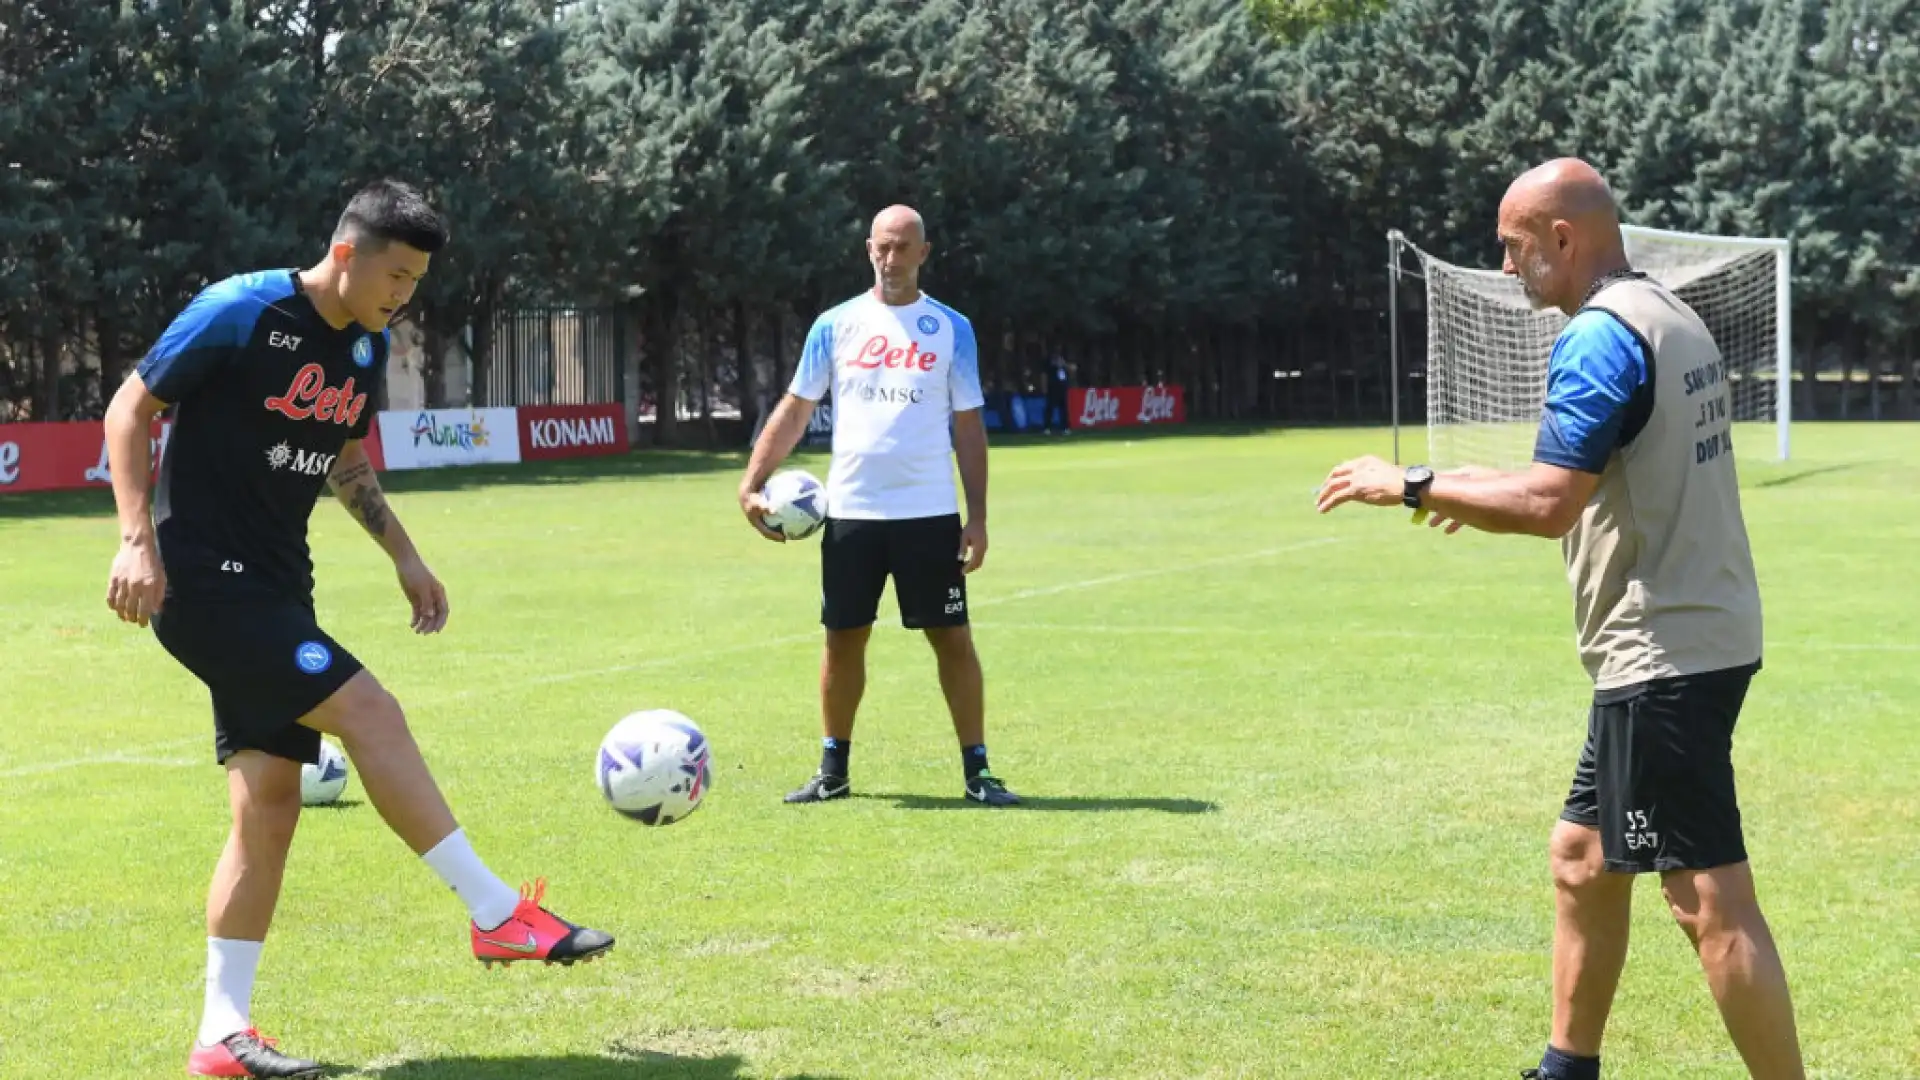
[596,710,712,825]
[301,738,350,806]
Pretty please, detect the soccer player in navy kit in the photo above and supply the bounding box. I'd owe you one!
[103,181,613,1078]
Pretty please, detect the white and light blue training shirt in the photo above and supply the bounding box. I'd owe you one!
[788,290,985,521]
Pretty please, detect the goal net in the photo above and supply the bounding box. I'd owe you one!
[1391,224,1793,470]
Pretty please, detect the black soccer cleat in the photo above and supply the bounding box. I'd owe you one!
[965,771,1021,806]
[784,773,851,803]
[188,1028,323,1078]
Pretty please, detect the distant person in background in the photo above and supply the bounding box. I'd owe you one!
[1045,352,1071,435]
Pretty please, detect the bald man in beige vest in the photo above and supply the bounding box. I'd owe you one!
[1317,159,1806,1080]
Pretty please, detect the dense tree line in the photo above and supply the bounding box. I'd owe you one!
[3,0,1915,434]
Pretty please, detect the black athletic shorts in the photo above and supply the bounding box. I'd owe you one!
[151,598,364,766]
[1561,661,1759,874]
[820,514,968,631]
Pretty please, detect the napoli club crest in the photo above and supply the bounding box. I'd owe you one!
[352,337,374,368]
[916,314,939,335]
[294,641,333,674]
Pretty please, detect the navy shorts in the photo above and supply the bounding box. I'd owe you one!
[1561,663,1758,874]
[819,515,968,631]
[152,598,363,765]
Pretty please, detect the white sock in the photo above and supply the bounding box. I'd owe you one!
[421,828,522,931]
[198,938,262,1046]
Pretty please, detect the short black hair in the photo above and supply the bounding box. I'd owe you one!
[333,179,448,254]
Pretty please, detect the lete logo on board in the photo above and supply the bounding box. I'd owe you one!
[1068,386,1187,430]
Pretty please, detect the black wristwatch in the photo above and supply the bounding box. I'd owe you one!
[1402,465,1435,509]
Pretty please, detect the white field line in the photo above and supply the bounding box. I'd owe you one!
[969,622,1920,653]
[423,536,1347,701]
[977,536,1342,608]
[7,536,1345,774]
[0,737,203,779]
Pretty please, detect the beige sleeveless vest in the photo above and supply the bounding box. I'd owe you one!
[1561,276,1764,691]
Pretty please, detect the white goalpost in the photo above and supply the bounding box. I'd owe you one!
[1387,224,1793,470]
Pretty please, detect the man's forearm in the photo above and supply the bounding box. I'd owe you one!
[954,419,988,522]
[1424,472,1571,537]
[328,456,419,562]
[741,396,814,492]
[104,398,156,544]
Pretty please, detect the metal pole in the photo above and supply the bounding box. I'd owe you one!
[1388,230,1402,464]
[1774,238,1793,461]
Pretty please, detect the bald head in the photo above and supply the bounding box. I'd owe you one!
[868,204,931,305]
[1503,158,1620,233]
[1497,158,1630,315]
[871,204,925,243]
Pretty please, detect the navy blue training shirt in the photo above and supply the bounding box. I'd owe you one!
[136,270,389,604]
[1532,308,1654,474]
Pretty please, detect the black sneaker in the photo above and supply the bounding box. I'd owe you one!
[784,773,850,803]
[189,1028,323,1078]
[965,771,1021,806]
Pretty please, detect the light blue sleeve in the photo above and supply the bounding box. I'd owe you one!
[135,279,265,403]
[1533,310,1650,473]
[947,313,984,411]
[788,314,834,401]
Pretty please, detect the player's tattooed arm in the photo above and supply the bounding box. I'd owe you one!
[326,441,411,554]
[327,440,448,634]
[327,459,384,535]
[326,455,389,537]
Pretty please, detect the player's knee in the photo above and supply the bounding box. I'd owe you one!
[1548,823,1606,892]
[1663,880,1712,948]
[1662,864,1756,945]
[825,627,872,660]
[316,672,408,742]
[923,625,974,658]
[230,765,302,841]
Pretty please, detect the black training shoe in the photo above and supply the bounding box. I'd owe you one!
[784,773,850,803]
[965,771,1021,806]
[189,1028,323,1078]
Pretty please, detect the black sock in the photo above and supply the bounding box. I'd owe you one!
[819,737,850,778]
[962,744,989,780]
[1540,1046,1599,1080]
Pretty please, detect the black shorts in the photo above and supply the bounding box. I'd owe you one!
[151,598,364,765]
[820,514,968,631]
[1561,662,1759,874]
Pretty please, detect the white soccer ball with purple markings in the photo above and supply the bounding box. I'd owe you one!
[761,469,827,540]
[301,738,350,806]
[596,710,712,825]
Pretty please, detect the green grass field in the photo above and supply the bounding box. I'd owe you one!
[1,423,1915,1079]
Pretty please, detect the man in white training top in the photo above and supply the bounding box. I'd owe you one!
[738,205,1018,807]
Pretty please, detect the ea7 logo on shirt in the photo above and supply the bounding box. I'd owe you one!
[269,331,303,351]
[266,441,336,476]
[265,363,367,427]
